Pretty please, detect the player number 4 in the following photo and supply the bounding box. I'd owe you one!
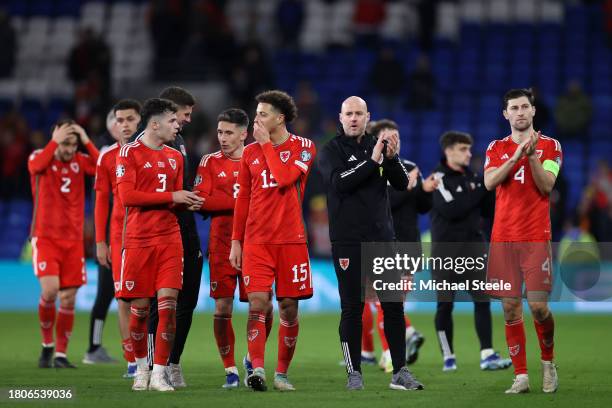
[513,165,525,184]
[156,173,167,192]
[292,263,308,283]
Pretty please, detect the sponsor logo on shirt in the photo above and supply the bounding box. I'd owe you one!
[252,158,260,165]
[348,155,357,162]
[339,258,350,271]
[299,284,306,291]
[280,151,291,163]
[116,164,125,177]
[218,171,227,178]
[144,162,152,169]
[501,154,509,160]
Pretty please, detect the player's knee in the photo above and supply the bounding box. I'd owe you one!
[215,299,233,316]
[248,296,269,313]
[528,302,549,321]
[41,289,58,302]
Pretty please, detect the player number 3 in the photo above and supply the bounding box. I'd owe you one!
[156,173,167,192]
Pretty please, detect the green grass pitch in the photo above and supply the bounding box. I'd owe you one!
[0,312,610,407]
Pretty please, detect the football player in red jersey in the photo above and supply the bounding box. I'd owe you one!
[29,120,99,369]
[195,108,267,388]
[230,90,316,391]
[85,100,141,376]
[484,88,562,394]
[116,98,203,392]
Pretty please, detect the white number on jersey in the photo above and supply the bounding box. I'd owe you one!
[514,165,525,184]
[542,258,550,274]
[233,183,240,198]
[292,263,309,283]
[156,173,167,192]
[60,177,71,193]
[260,169,278,189]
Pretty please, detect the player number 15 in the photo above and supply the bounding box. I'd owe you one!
[292,263,308,283]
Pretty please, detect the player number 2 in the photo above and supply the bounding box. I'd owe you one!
[292,263,308,283]
[60,177,71,193]
[513,165,525,184]
[260,169,278,189]
[156,173,167,192]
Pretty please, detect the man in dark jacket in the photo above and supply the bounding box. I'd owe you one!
[430,131,511,373]
[318,96,424,391]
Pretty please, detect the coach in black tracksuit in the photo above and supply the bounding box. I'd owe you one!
[129,87,203,383]
[318,96,423,390]
[430,131,507,371]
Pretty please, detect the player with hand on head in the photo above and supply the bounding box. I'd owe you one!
[116,98,203,392]
[229,90,316,392]
[484,88,562,394]
[29,120,99,369]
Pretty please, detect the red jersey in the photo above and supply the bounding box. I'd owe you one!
[485,135,562,242]
[94,143,124,244]
[28,140,99,241]
[195,150,240,254]
[116,141,184,248]
[232,134,316,245]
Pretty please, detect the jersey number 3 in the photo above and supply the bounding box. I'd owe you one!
[156,174,167,192]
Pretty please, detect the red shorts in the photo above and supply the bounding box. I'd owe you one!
[209,252,247,301]
[31,237,86,289]
[116,243,183,299]
[242,243,313,299]
[486,242,553,298]
[110,240,122,296]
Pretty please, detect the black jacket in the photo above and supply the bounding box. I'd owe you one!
[389,159,432,243]
[430,159,493,243]
[130,129,201,251]
[318,129,410,243]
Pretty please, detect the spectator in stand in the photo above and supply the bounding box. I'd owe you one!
[295,81,322,131]
[68,27,111,93]
[369,47,406,114]
[276,0,305,49]
[531,87,552,134]
[406,54,435,111]
[554,80,593,140]
[0,9,16,78]
[230,43,274,111]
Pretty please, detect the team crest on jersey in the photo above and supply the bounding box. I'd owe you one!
[339,258,350,271]
[38,261,47,271]
[219,345,231,355]
[248,329,259,341]
[211,281,217,291]
[300,150,312,162]
[131,331,144,341]
[169,158,177,170]
[70,162,79,173]
[243,276,250,286]
[233,171,239,177]
[194,175,202,186]
[280,151,291,163]
[536,150,543,158]
[284,336,297,348]
[125,281,134,291]
[116,164,125,177]
[508,345,520,357]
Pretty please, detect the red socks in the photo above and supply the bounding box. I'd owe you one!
[214,315,236,368]
[38,296,55,346]
[154,297,177,366]
[55,306,74,354]
[265,309,274,339]
[247,312,267,369]
[534,313,555,361]
[121,338,135,363]
[361,304,374,353]
[277,319,299,374]
[129,305,149,360]
[505,318,527,375]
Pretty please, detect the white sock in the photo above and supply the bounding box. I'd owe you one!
[42,342,55,348]
[361,351,375,358]
[405,326,416,339]
[135,357,148,371]
[516,373,529,380]
[481,348,495,360]
[383,349,391,360]
[152,364,166,375]
[54,352,66,358]
[225,366,238,375]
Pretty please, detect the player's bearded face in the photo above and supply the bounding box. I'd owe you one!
[57,135,78,162]
[505,96,535,131]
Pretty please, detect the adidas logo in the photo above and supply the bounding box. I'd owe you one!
[252,158,260,165]
[348,155,357,162]
[144,162,152,169]
[218,171,227,178]
[501,154,509,160]
[299,284,306,290]
[456,186,463,192]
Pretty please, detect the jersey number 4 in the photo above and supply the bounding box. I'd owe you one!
[513,165,525,184]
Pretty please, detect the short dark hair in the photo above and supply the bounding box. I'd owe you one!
[503,88,535,110]
[159,86,196,107]
[217,108,249,128]
[113,99,141,115]
[369,118,399,137]
[140,98,178,126]
[255,90,298,124]
[440,131,473,150]
[54,118,78,137]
